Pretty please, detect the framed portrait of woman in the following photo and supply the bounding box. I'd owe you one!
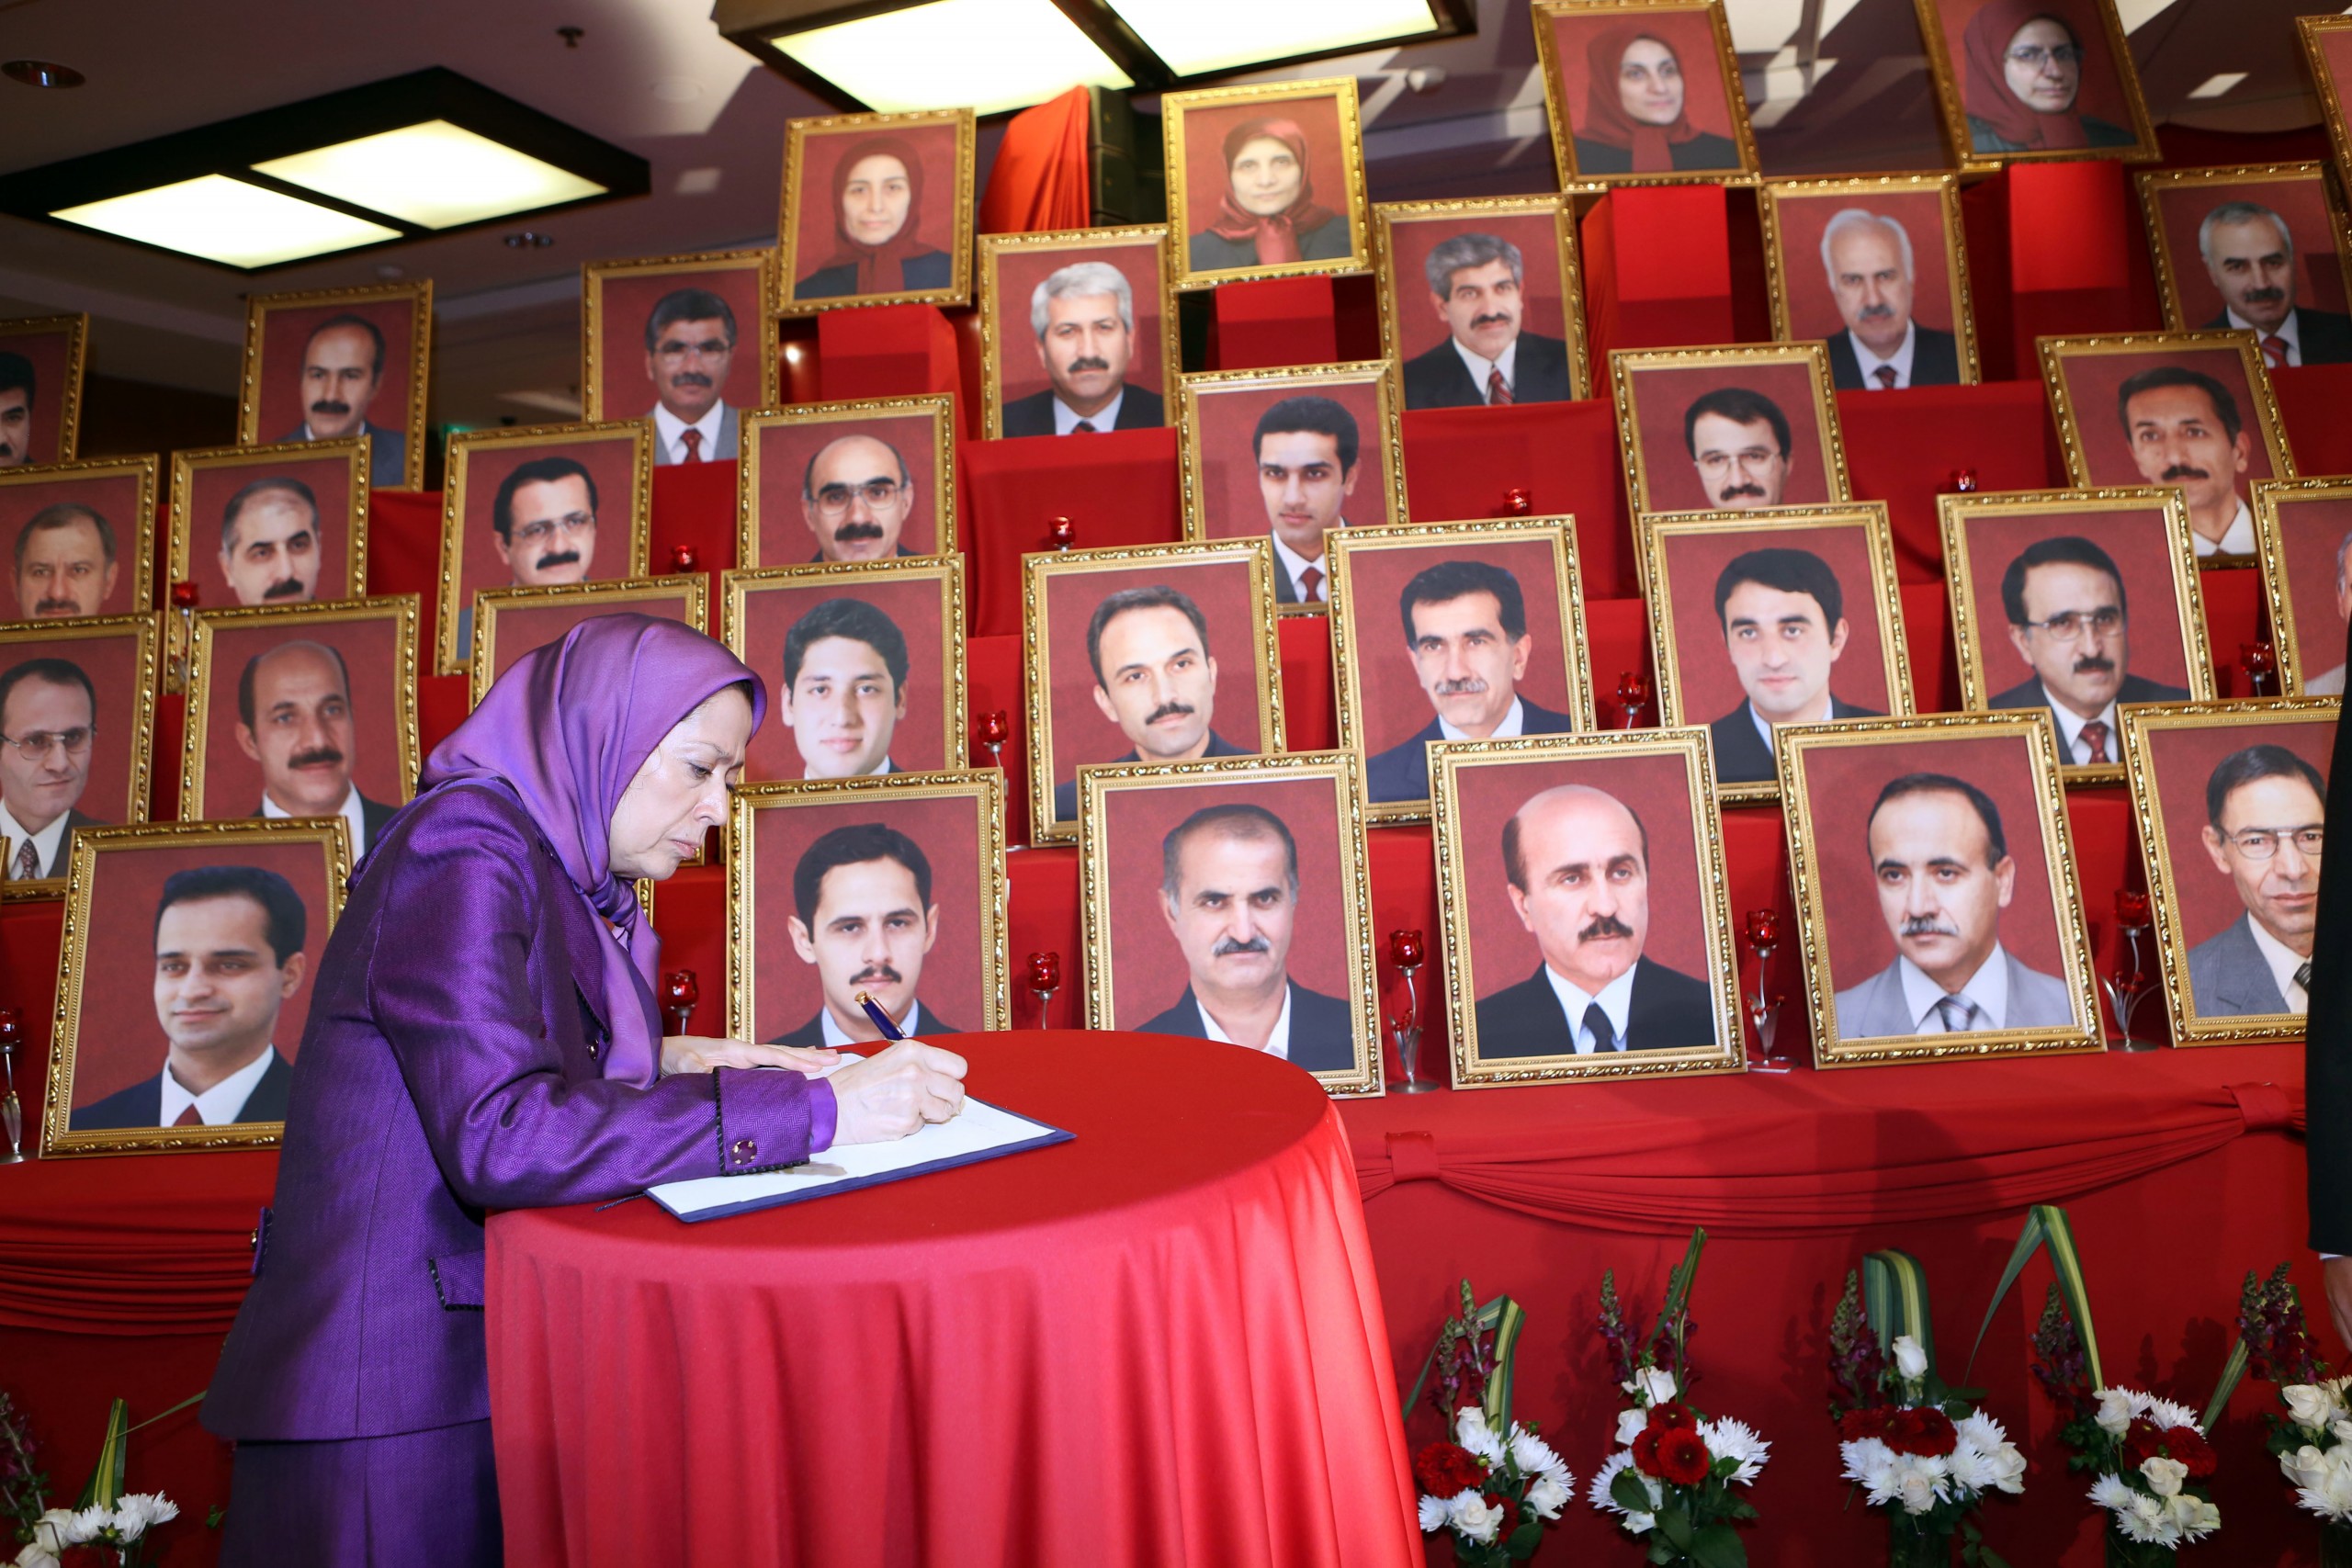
[0,314,88,468]
[1162,79,1371,289]
[581,248,778,460]
[738,396,955,569]
[0,615,159,897]
[1531,0,1758,185]
[239,284,432,493]
[1916,0,2156,169]
[777,108,975,315]
[1758,175,1981,389]
[978,226,1176,440]
[2255,478,2352,697]
[2135,164,2352,355]
[1374,197,1589,411]
[0,457,157,621]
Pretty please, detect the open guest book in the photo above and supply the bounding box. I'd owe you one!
[648,1097,1073,1223]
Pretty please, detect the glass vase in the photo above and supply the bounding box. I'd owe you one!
[1888,1513,1955,1568]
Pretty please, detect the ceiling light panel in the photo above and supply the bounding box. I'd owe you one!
[772,0,1133,116]
[50,175,401,268]
[1106,0,1442,76]
[254,120,606,229]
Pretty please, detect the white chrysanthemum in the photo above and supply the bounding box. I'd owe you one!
[2093,1388,2137,1436]
[1507,1423,1564,1478]
[1525,1467,1571,1520]
[1892,1335,1929,1380]
[108,1493,177,1542]
[1448,1489,1506,1545]
[1839,1436,1894,1485]
[1613,1406,1647,1445]
[1454,1406,1505,1464]
[1945,1439,1996,1495]
[2087,1472,2137,1515]
[1699,1416,1770,1484]
[1417,1494,1450,1532]
[2122,1490,2172,1545]
[2144,1396,2202,1436]
[1956,1409,2007,1454]
[2139,1455,2188,1500]
[62,1507,112,1546]
[1588,1451,1634,1513]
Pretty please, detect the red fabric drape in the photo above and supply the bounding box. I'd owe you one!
[978,85,1091,235]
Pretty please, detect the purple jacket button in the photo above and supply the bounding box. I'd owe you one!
[729,1137,757,1166]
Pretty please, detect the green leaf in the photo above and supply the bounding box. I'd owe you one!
[1863,1248,1937,1370]
[1965,1204,2102,1388]
[1646,1543,1676,1566]
[1658,1504,1694,1550]
[1505,1520,1545,1559]
[2201,1337,2250,1431]
[1689,1522,1749,1568]
[1614,1469,1656,1513]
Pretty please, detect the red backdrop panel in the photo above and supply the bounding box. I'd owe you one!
[1,328,77,468]
[190,615,408,821]
[453,434,642,609]
[251,298,419,449]
[181,453,357,608]
[1773,188,1959,340]
[1632,361,1838,514]
[1384,212,1574,366]
[2142,713,2335,950]
[1957,504,2196,693]
[592,263,770,425]
[749,412,945,565]
[484,592,695,688]
[2054,344,2283,489]
[0,469,146,616]
[2272,492,2352,683]
[787,123,963,299]
[733,575,951,783]
[1544,8,1740,148]
[1192,378,1396,537]
[2149,175,2348,326]
[1657,521,1897,722]
[989,237,1169,411]
[0,626,144,825]
[1178,95,1353,244]
[1932,0,2137,138]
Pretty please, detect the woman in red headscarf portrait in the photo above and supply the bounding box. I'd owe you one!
[792,128,959,301]
[1185,115,1355,274]
[1555,13,1745,176]
[1953,0,2137,153]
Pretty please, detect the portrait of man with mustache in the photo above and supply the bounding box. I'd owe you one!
[1818,209,1961,392]
[1053,584,1247,824]
[799,434,918,562]
[1987,535,2188,765]
[277,314,405,491]
[1000,260,1166,437]
[0,353,33,469]
[0,655,102,882]
[1398,232,1575,411]
[1683,386,1792,510]
[2117,365,2259,558]
[2196,199,2352,367]
[770,821,958,1046]
[219,477,322,607]
[235,639,397,859]
[641,288,740,466]
[12,502,119,620]
[492,456,599,588]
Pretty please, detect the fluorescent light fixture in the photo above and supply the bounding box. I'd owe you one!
[2115,0,2180,31]
[254,120,606,229]
[1104,0,1442,76]
[770,0,1133,116]
[51,175,401,268]
[2186,71,2248,99]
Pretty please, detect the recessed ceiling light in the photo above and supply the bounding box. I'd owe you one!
[254,120,605,230]
[2,60,84,89]
[1104,0,1441,76]
[769,0,1133,116]
[502,230,557,248]
[51,175,401,268]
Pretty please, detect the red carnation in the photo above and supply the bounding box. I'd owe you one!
[2164,1427,2219,1478]
[1655,1426,1713,1486]
[1633,1426,1663,1474]
[1414,1441,1487,1497]
[1647,1400,1698,1434]
[1484,1493,1517,1524]
[1892,1407,1957,1458]
[1840,1406,1894,1442]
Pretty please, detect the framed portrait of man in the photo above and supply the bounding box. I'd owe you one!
[2300,17,2352,180]
[1163,78,1372,290]
[1610,344,1850,544]
[978,226,1175,440]
[1942,487,2211,780]
[437,421,653,674]
[718,558,966,786]
[1430,729,1743,1087]
[1916,0,2157,170]
[1758,175,1981,391]
[1374,196,1589,412]
[2254,478,2352,696]
[1177,362,1407,610]
[1642,504,1915,802]
[0,615,159,897]
[2040,332,2296,565]
[737,396,954,570]
[238,283,431,493]
[729,772,1006,1046]
[778,108,975,315]
[1077,751,1379,1096]
[469,576,707,706]
[169,442,370,620]
[1531,0,1758,185]
[1780,713,2102,1066]
[39,818,350,1156]
[582,248,778,464]
[180,596,421,866]
[0,457,157,622]
[2136,164,2352,359]
[1023,539,1284,845]
[0,314,88,470]
[1328,518,1594,822]
[2121,699,2335,1046]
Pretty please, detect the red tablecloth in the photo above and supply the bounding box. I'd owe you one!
[484,1032,1419,1568]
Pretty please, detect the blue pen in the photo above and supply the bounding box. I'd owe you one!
[854,989,907,1042]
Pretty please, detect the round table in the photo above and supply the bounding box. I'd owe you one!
[485,1032,1419,1567]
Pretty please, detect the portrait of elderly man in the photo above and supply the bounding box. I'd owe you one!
[800,434,919,563]
[0,352,31,469]
[640,288,740,466]
[219,477,322,607]
[1683,387,1793,511]
[1053,584,1247,822]
[1140,802,1352,1068]
[1833,772,2075,1037]
[0,655,101,881]
[772,822,958,1046]
[1817,209,1962,391]
[2195,198,2352,367]
[1253,395,1363,604]
[1398,232,1576,411]
[276,314,405,491]
[13,502,118,619]
[1001,261,1166,437]
[1989,535,2189,764]
[1704,547,1883,784]
[779,598,907,780]
[2188,745,2325,1019]
[2302,528,2352,695]
[1474,783,1715,1056]
[2117,365,2258,557]
[234,640,398,857]
[73,864,307,1130]
[1364,558,1576,805]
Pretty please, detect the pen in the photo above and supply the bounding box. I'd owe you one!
[854,989,907,1042]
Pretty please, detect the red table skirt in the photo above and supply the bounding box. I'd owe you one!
[485,1033,1419,1568]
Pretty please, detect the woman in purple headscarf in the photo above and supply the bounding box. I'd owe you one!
[200,615,968,1564]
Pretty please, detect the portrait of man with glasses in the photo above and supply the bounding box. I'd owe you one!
[1988,535,2188,764]
[799,434,918,563]
[0,654,101,880]
[2188,744,2326,1020]
[491,456,601,589]
[640,288,741,466]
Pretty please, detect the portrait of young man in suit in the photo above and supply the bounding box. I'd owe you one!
[1474,783,1714,1056]
[0,353,32,469]
[772,822,956,1046]
[779,597,906,780]
[1398,233,1575,411]
[1365,558,1575,804]
[1989,535,2189,764]
[2305,528,2352,695]
[220,477,322,607]
[2119,365,2257,558]
[235,640,397,859]
[642,288,741,466]
[2198,199,2352,367]
[2188,745,2325,1019]
[1704,547,1881,784]
[1818,209,1962,392]
[13,502,119,620]
[1053,585,1248,822]
[801,434,919,563]
[1001,261,1166,437]
[1255,396,1360,605]
[1140,802,1352,1069]
[1684,387,1792,511]
[1832,773,2075,1037]
[74,864,307,1129]
[277,314,405,491]
[0,655,102,881]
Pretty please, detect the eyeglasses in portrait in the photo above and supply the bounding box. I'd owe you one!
[2254,478,2352,697]
[0,457,157,622]
[779,108,975,314]
[1917,0,2157,169]
[468,579,707,707]
[2137,164,2352,363]
[239,284,432,493]
[1531,0,1757,184]
[1759,176,1980,391]
[979,226,1175,440]
[738,396,955,570]
[170,442,370,618]
[582,249,778,466]
[0,314,88,471]
[1162,79,1371,289]
[0,615,159,896]
[1374,197,1589,412]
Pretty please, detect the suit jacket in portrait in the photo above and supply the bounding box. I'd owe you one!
[2187,910,2293,1019]
[1705,695,1881,786]
[250,794,399,859]
[794,250,953,301]
[1570,133,1740,175]
[72,1049,294,1131]
[1831,950,2076,1039]
[1826,326,1962,390]
[1052,729,1250,822]
[767,1003,959,1047]
[2305,609,2352,1248]
[1187,219,1351,274]
[1136,979,1355,1072]
[1988,672,2191,735]
[280,420,406,491]
[651,404,741,466]
[1472,957,1717,1059]
[1399,332,1576,411]
[2201,306,2352,367]
[999,383,1167,438]
[1364,697,1579,805]
[19,806,100,878]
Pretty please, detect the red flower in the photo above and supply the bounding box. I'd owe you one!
[1633,1426,1662,1474]
[1414,1441,1487,1497]
[1647,1400,1698,1434]
[1885,1406,1958,1458]
[1839,1406,1894,1442]
[1484,1492,1517,1524]
[1655,1426,1713,1486]
[2165,1427,2219,1478]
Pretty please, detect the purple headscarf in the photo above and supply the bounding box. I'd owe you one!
[418,615,765,1087]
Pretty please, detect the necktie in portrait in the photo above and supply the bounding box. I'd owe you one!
[2263,334,2289,370]
[1583,1001,1618,1052]
[1934,994,1981,1032]
[1298,565,1323,603]
[13,842,35,881]
[1072,420,1097,434]
[1487,368,1512,406]
[2077,719,2110,764]
[1874,366,1897,389]
[680,429,703,463]
[174,1104,202,1127]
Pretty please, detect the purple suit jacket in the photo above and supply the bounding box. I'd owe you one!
[203,781,827,1442]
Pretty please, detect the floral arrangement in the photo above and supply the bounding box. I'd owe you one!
[2232,1263,2352,1540]
[1826,1266,2024,1568]
[2,1393,181,1568]
[1410,1280,1576,1565]
[1586,1229,1770,1566]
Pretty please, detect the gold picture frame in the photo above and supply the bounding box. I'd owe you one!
[1914,0,2158,172]
[168,438,372,604]
[776,107,976,316]
[469,574,707,707]
[238,282,432,492]
[0,313,88,467]
[1779,711,2104,1066]
[977,224,1177,440]
[736,394,956,570]
[1328,517,1596,823]
[2135,163,2352,339]
[1529,0,1759,187]
[0,613,161,900]
[1758,175,1982,388]
[582,246,780,425]
[40,817,352,1157]
[1076,749,1382,1098]
[2252,476,2352,698]
[0,455,160,621]
[1162,77,1371,290]
[2300,16,2352,184]
[1373,194,1590,409]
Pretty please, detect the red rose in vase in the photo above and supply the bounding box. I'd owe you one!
[1413,1440,1488,1496]
[1654,1426,1713,1486]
